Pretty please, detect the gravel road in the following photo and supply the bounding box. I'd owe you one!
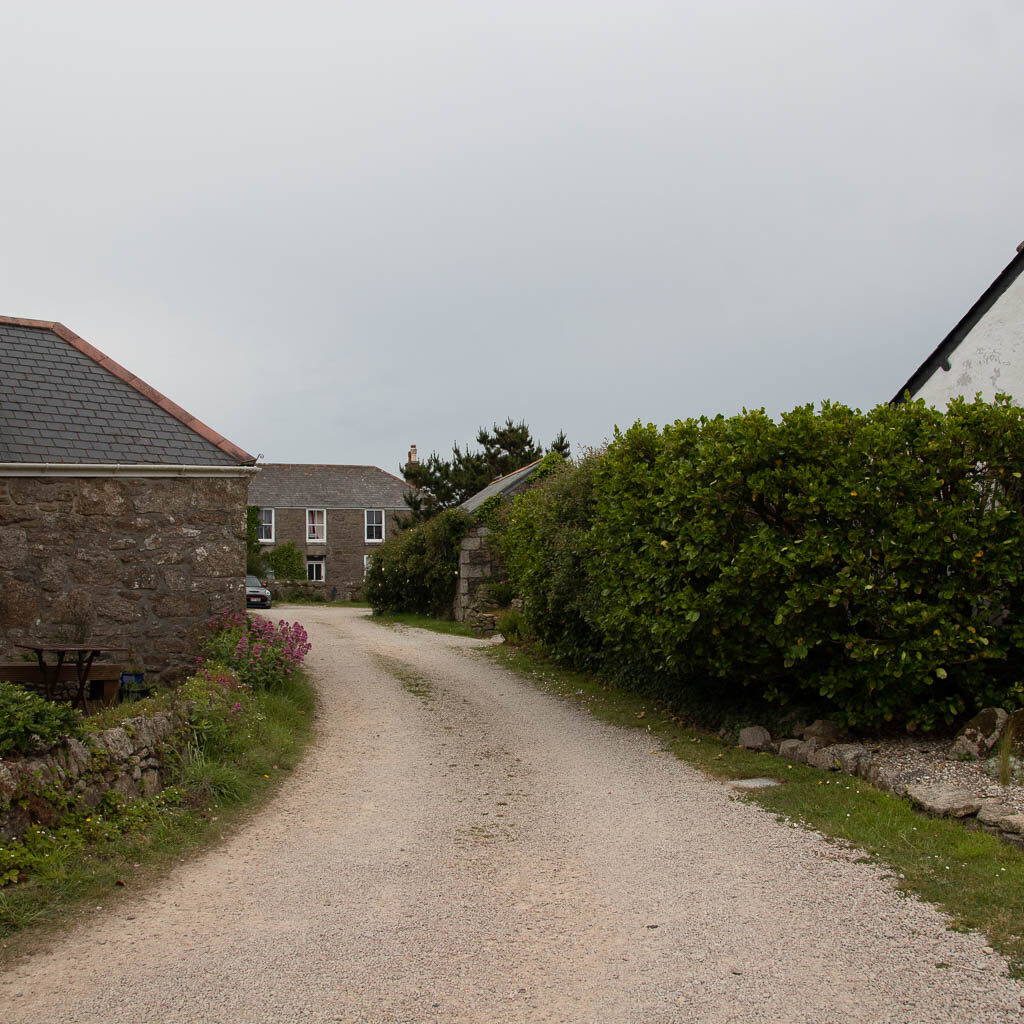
[3,607,1022,1023]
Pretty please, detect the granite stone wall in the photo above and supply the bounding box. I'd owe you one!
[0,708,188,842]
[0,475,249,683]
[453,524,505,634]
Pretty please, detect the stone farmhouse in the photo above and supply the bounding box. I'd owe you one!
[893,241,1024,406]
[247,464,412,600]
[0,316,257,682]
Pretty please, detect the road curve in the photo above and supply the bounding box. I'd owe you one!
[2,606,1021,1023]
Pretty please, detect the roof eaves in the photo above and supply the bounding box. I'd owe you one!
[891,246,1024,405]
[0,316,257,464]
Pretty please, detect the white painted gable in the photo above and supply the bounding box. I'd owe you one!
[893,245,1024,408]
[915,269,1024,406]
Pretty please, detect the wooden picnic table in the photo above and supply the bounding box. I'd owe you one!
[14,641,130,711]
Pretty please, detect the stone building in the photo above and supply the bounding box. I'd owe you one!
[453,459,542,625]
[0,316,257,682]
[248,464,412,600]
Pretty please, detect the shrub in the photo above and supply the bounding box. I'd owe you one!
[497,453,603,666]
[365,508,472,616]
[486,581,516,607]
[180,662,251,758]
[0,682,84,756]
[199,612,311,690]
[492,397,1024,731]
[262,541,306,581]
[496,609,529,643]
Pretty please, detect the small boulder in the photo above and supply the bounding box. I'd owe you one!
[829,743,870,775]
[977,800,1016,828]
[949,708,1008,761]
[1000,814,1024,836]
[737,726,773,752]
[906,783,983,818]
[807,747,841,771]
[803,719,843,745]
[778,738,804,761]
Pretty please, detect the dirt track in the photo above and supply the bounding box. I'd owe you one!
[3,607,1022,1023]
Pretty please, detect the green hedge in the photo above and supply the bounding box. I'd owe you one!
[495,397,1024,731]
[365,508,472,617]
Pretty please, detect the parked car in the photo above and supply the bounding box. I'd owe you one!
[245,574,272,609]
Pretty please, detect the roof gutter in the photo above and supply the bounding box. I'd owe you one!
[0,463,261,479]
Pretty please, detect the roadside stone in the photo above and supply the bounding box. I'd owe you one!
[859,758,908,794]
[807,747,841,771]
[948,707,1008,761]
[778,738,804,761]
[808,743,870,774]
[999,814,1024,835]
[906,783,983,818]
[737,726,772,751]
[978,801,1017,828]
[803,719,843,745]
[790,738,821,763]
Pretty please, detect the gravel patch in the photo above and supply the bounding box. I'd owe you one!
[2,607,1021,1022]
[863,737,1024,815]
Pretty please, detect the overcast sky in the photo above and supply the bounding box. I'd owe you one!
[2,1,1022,472]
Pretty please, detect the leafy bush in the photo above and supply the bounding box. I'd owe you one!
[496,609,529,643]
[497,453,603,666]
[179,662,251,759]
[200,611,312,690]
[486,581,516,607]
[0,682,83,756]
[365,508,472,616]
[493,397,1024,731]
[262,541,306,581]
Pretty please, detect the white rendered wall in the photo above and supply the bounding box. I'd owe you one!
[915,272,1024,407]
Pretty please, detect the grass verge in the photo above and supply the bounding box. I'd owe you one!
[486,643,1024,976]
[369,611,475,638]
[0,670,315,963]
[371,653,433,700]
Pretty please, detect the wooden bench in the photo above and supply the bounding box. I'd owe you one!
[0,663,127,705]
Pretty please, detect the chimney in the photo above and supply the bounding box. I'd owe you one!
[407,444,418,466]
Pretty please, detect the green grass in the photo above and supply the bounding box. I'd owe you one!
[369,611,475,638]
[0,671,315,963]
[486,643,1024,976]
[371,653,433,700]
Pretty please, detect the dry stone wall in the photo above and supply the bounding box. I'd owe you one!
[0,475,249,684]
[0,708,188,842]
[453,524,503,632]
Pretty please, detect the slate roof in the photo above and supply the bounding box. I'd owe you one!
[0,318,254,465]
[460,459,543,513]
[249,464,413,509]
[892,245,1024,404]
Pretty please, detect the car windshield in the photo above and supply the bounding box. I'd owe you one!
[245,576,262,587]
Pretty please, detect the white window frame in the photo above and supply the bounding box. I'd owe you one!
[365,508,384,543]
[306,508,326,543]
[363,554,372,578]
[306,556,325,582]
[257,508,274,543]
